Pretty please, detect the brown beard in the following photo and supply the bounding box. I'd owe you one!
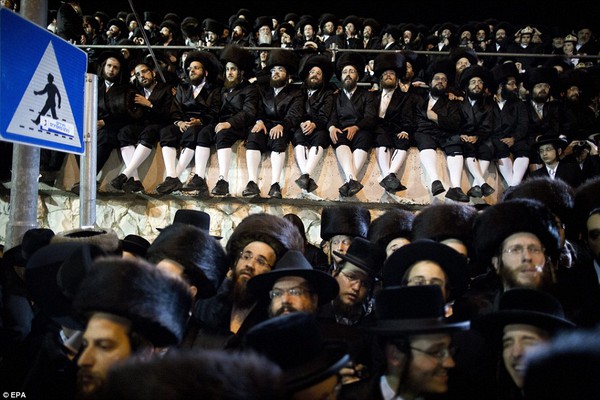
[224,76,241,89]
[270,77,286,88]
[77,370,104,400]
[306,76,323,90]
[332,295,364,320]
[343,77,357,92]
[230,269,257,308]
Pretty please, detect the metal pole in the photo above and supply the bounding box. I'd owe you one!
[80,73,98,229]
[4,0,47,250]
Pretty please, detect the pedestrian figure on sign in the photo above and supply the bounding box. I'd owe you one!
[32,73,61,124]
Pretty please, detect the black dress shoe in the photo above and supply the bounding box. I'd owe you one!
[211,179,229,196]
[481,183,495,197]
[110,173,128,190]
[306,178,318,193]
[380,173,402,192]
[70,181,80,195]
[123,177,144,193]
[183,174,208,193]
[156,177,183,195]
[242,181,260,197]
[445,187,470,202]
[346,179,364,197]
[467,185,483,198]
[268,183,282,199]
[338,182,350,197]
[431,180,445,196]
[295,174,310,190]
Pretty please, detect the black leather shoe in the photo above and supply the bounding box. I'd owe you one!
[481,183,495,197]
[445,187,470,202]
[467,185,483,198]
[70,181,80,195]
[306,178,318,193]
[211,179,229,196]
[156,177,183,195]
[183,174,208,193]
[242,181,260,197]
[110,173,128,191]
[431,180,445,196]
[268,183,282,199]
[123,177,144,193]
[295,174,310,190]
[380,173,402,192]
[346,179,364,197]
[338,182,350,197]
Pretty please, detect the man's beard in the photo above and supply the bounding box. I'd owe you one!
[499,261,553,290]
[224,76,241,89]
[232,31,242,40]
[501,86,518,101]
[306,77,322,90]
[270,77,286,88]
[189,75,205,86]
[430,86,446,97]
[332,295,364,320]
[533,92,549,104]
[381,78,397,90]
[567,93,580,103]
[343,77,357,92]
[230,269,257,308]
[258,32,272,45]
[77,370,104,400]
[467,90,483,101]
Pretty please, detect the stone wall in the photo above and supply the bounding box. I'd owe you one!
[0,143,505,247]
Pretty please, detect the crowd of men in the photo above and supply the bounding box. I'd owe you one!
[1,174,600,398]
[2,1,599,201]
[2,2,600,399]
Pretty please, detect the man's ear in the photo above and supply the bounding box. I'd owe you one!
[385,343,407,368]
[492,256,500,274]
[189,285,198,299]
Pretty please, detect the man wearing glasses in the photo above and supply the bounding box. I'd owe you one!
[340,285,469,399]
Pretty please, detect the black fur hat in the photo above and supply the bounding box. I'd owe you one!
[226,214,305,262]
[412,203,478,248]
[184,50,222,83]
[146,224,230,298]
[373,52,406,79]
[425,57,455,85]
[298,53,334,82]
[180,16,201,39]
[574,176,600,240]
[524,66,558,92]
[335,51,365,80]
[320,205,371,241]
[74,257,193,347]
[367,209,414,249]
[472,199,562,267]
[459,65,492,91]
[266,49,299,75]
[220,44,255,74]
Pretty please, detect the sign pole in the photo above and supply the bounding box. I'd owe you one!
[80,73,98,228]
[4,0,47,250]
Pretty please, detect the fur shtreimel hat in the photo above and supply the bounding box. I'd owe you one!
[524,66,558,92]
[320,205,370,241]
[367,209,414,249]
[51,228,120,254]
[472,198,562,267]
[425,57,455,85]
[225,213,305,262]
[412,203,478,248]
[266,49,299,75]
[298,53,334,82]
[459,64,492,91]
[220,44,256,75]
[184,50,222,84]
[373,52,406,79]
[74,257,193,347]
[146,224,230,299]
[335,51,365,80]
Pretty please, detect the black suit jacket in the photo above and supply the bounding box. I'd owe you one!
[328,87,377,130]
[492,98,529,141]
[375,88,418,135]
[255,83,304,131]
[218,80,259,130]
[529,161,582,187]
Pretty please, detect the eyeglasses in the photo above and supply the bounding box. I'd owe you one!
[340,270,372,289]
[239,251,273,269]
[187,65,203,71]
[502,245,545,257]
[269,287,313,299]
[331,238,352,247]
[406,276,446,288]
[410,346,456,361]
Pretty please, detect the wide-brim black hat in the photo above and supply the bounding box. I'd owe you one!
[318,13,338,30]
[459,65,492,91]
[143,11,160,24]
[449,47,479,67]
[159,19,181,37]
[180,16,201,38]
[382,239,469,301]
[159,209,222,239]
[364,285,470,336]
[333,237,386,278]
[107,18,127,35]
[342,15,362,31]
[320,205,371,241]
[299,53,334,82]
[184,50,222,84]
[425,57,455,85]
[335,51,366,80]
[230,18,251,34]
[202,18,224,35]
[374,52,406,79]
[532,134,568,151]
[266,49,299,75]
[298,16,319,33]
[254,15,273,32]
[524,66,558,92]
[120,234,151,257]
[491,61,521,87]
[363,18,381,35]
[244,313,350,393]
[247,250,339,305]
[473,288,575,346]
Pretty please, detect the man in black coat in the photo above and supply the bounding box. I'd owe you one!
[529,136,582,187]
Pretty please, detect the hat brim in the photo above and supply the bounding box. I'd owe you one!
[285,343,350,392]
[333,250,376,277]
[248,269,339,305]
[363,317,470,336]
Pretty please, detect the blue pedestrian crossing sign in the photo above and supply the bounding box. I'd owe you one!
[0,8,87,154]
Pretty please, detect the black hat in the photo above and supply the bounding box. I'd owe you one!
[159,19,181,37]
[184,50,222,84]
[278,22,296,39]
[318,13,338,30]
[143,11,160,25]
[266,49,299,75]
[382,239,469,301]
[236,8,252,20]
[491,61,521,87]
[574,176,600,239]
[202,18,224,35]
[320,205,371,240]
[21,227,55,261]
[381,24,401,41]
[459,65,492,91]
[334,237,386,278]
[298,53,334,82]
[425,58,455,84]
[74,257,193,347]
[220,44,255,74]
[449,47,479,67]
[532,134,568,152]
[25,242,107,330]
[401,50,426,76]
[473,198,562,266]
[335,51,365,80]
[226,213,305,262]
[367,209,414,249]
[230,18,251,34]
[493,21,514,37]
[365,285,470,336]
[412,203,478,248]
[51,227,121,254]
[283,13,299,24]
[146,224,230,299]
[247,250,339,305]
[524,66,558,91]
[254,15,273,32]
[244,312,350,392]
[342,15,362,31]
[180,16,201,38]
[159,209,221,239]
[297,16,318,33]
[107,18,127,35]
[363,18,381,35]
[438,22,458,35]
[162,13,181,27]
[473,288,575,346]
[120,234,150,258]
[94,11,110,26]
[374,52,406,79]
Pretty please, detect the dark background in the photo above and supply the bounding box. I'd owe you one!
[48,0,598,35]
